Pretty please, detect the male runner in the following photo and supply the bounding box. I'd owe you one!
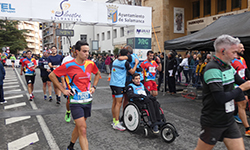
[20,51,26,73]
[195,35,250,150]
[231,43,250,136]
[49,41,100,150]
[141,51,162,97]
[61,45,76,123]
[20,50,37,101]
[38,50,52,101]
[110,49,138,131]
[48,46,63,104]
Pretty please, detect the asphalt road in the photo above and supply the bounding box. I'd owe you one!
[0,67,250,150]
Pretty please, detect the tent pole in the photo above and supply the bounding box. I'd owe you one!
[152,22,161,53]
[163,50,166,96]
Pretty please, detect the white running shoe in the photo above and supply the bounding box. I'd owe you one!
[113,122,126,131]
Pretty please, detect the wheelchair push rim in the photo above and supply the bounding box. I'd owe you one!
[123,103,141,132]
[160,125,176,143]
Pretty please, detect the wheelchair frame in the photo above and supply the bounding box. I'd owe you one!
[123,102,179,143]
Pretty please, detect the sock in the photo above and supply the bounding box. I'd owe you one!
[246,127,250,131]
[49,95,52,98]
[68,141,75,149]
[115,120,119,125]
[113,118,116,123]
[67,110,71,114]
[29,94,32,97]
[56,95,58,99]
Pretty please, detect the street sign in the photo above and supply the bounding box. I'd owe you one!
[55,29,74,36]
[6,50,10,53]
[2,47,6,52]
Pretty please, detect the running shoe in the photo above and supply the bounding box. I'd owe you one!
[29,96,33,101]
[67,146,75,150]
[65,111,71,123]
[152,125,159,134]
[44,95,47,100]
[245,129,250,137]
[32,93,34,98]
[107,77,111,81]
[113,122,126,131]
[49,96,52,102]
[56,100,60,104]
[0,101,7,104]
[234,115,242,124]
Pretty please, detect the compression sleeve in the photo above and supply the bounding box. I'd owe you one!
[212,88,245,105]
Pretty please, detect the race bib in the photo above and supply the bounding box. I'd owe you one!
[149,67,156,73]
[225,100,235,113]
[44,65,49,69]
[27,62,34,68]
[138,90,147,96]
[238,69,245,78]
[77,91,92,101]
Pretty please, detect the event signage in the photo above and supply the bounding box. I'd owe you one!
[0,0,151,27]
[55,29,74,36]
[127,37,151,49]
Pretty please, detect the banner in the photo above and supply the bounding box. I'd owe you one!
[0,0,151,27]
[174,7,184,33]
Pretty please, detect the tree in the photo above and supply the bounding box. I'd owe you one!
[113,47,119,55]
[0,20,28,54]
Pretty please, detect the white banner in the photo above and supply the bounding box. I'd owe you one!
[174,7,184,33]
[0,0,151,26]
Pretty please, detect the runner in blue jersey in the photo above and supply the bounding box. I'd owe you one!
[48,46,63,104]
[110,49,138,131]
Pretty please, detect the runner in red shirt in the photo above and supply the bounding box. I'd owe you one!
[49,41,100,150]
[141,51,162,96]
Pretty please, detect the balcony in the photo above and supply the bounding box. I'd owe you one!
[26,39,35,43]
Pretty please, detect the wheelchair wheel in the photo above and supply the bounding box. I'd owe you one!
[143,127,148,137]
[123,103,141,132]
[161,125,176,143]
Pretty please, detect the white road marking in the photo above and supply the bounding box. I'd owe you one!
[5,95,23,100]
[3,82,18,85]
[4,79,18,82]
[3,85,20,89]
[5,89,21,92]
[4,102,26,110]
[5,116,31,125]
[8,132,39,150]
[15,68,60,150]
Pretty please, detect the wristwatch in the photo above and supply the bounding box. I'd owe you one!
[92,85,97,89]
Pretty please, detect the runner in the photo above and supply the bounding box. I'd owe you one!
[49,40,100,150]
[48,46,63,104]
[61,45,76,123]
[231,43,250,136]
[38,50,52,101]
[195,35,250,150]
[141,50,162,97]
[20,50,37,101]
[10,54,16,70]
[110,49,138,131]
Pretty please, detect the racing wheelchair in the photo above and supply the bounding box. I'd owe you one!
[123,101,179,143]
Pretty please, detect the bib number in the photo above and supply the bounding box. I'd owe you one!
[77,91,92,101]
[138,90,147,96]
[44,65,49,69]
[238,69,245,78]
[149,67,156,73]
[225,100,235,113]
[27,62,34,68]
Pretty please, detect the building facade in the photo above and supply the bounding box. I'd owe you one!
[18,21,42,54]
[142,0,249,52]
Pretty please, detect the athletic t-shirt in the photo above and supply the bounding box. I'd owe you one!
[48,54,63,71]
[231,57,247,79]
[110,59,131,87]
[53,59,98,104]
[62,55,74,65]
[38,56,50,77]
[22,57,37,76]
[202,57,238,127]
[141,60,158,81]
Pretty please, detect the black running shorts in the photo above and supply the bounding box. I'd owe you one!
[25,75,35,85]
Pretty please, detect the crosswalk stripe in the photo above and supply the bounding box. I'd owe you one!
[5,116,31,125]
[4,79,18,82]
[5,89,21,93]
[4,102,26,110]
[8,132,39,150]
[3,85,20,89]
[3,82,18,85]
[5,95,23,100]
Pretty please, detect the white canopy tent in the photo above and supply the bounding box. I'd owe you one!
[0,0,151,27]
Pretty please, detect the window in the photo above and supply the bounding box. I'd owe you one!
[107,31,110,40]
[204,0,211,16]
[192,1,200,18]
[120,27,124,37]
[102,32,105,41]
[232,0,240,9]
[80,35,87,42]
[217,0,227,12]
[113,29,117,38]
[97,34,99,41]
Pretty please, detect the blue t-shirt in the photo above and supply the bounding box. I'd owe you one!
[48,54,63,71]
[126,53,143,82]
[110,60,131,87]
[38,56,50,77]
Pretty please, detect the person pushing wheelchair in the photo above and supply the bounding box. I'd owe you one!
[126,73,161,133]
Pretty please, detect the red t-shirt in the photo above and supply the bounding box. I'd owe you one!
[231,57,247,79]
[22,58,37,75]
[140,60,158,81]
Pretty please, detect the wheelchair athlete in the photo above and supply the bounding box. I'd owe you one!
[126,73,161,133]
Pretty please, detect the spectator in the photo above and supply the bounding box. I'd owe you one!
[179,53,189,84]
[105,54,111,81]
[167,52,177,94]
[176,54,183,83]
[157,53,164,91]
[0,61,6,104]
